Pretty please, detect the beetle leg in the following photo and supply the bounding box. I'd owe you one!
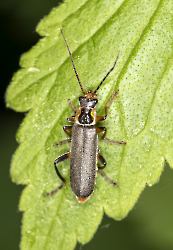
[53,138,71,147]
[67,116,76,123]
[97,127,126,145]
[63,125,73,137]
[68,99,77,113]
[97,153,118,186]
[97,90,119,122]
[44,152,70,197]
[53,126,73,146]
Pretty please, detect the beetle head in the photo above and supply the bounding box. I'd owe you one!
[79,91,98,108]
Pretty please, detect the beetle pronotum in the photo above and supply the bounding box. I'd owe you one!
[44,30,126,202]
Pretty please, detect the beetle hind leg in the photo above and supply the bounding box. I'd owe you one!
[97,153,118,187]
[44,182,65,197]
[44,152,70,197]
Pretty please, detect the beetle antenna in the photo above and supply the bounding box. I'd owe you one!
[93,51,120,94]
[61,29,85,95]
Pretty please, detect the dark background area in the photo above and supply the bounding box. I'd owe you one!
[1,1,173,250]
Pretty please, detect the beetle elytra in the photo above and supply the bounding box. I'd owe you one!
[44,30,126,202]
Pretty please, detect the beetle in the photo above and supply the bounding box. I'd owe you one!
[44,29,126,202]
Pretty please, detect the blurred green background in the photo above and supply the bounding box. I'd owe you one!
[1,1,173,249]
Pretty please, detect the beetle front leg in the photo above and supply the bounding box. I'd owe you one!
[44,152,70,197]
[97,90,119,122]
[97,127,126,145]
[68,99,77,113]
[67,99,77,123]
[97,153,118,186]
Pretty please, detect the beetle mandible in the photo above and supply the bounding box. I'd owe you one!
[44,29,126,202]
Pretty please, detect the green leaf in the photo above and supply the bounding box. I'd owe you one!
[6,0,173,249]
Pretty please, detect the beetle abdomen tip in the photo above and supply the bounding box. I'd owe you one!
[77,196,91,203]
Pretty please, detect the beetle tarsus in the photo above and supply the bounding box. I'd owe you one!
[44,182,66,197]
[102,139,126,145]
[53,139,71,146]
[98,169,119,187]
